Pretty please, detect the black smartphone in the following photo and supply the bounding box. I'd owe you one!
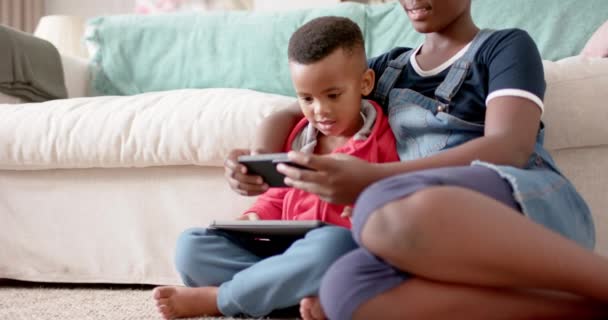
[238,153,312,187]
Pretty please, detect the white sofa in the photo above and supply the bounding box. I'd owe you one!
[2,50,608,285]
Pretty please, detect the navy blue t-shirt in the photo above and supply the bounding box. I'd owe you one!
[367,29,546,125]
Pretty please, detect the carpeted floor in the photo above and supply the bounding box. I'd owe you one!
[0,281,295,320]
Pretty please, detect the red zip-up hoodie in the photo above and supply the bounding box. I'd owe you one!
[243,100,399,228]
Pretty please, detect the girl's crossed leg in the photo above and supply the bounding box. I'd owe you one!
[319,166,608,319]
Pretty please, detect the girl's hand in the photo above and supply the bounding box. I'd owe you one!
[224,149,269,196]
[277,152,384,204]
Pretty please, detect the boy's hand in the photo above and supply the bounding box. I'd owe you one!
[237,212,260,220]
[224,149,269,196]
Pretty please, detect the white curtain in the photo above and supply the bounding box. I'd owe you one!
[0,0,44,33]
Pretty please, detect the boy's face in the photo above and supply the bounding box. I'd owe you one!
[399,0,471,33]
[289,48,374,137]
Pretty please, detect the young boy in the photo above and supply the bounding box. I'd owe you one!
[152,16,399,319]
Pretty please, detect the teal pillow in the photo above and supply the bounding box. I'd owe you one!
[471,0,608,61]
[87,3,406,97]
[86,1,608,96]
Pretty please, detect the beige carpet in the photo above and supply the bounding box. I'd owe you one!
[0,281,293,320]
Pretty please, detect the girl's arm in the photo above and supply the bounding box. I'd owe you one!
[279,95,540,204]
[378,95,540,176]
[253,102,303,153]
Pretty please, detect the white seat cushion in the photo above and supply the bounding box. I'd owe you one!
[0,88,296,170]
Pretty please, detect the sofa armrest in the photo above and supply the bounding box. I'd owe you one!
[542,56,608,151]
[60,54,91,98]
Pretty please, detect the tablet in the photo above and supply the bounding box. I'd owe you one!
[238,153,312,187]
[208,220,326,237]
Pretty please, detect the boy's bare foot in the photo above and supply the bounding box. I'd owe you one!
[300,296,326,320]
[152,286,221,319]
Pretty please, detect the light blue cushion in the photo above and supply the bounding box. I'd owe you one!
[87,3,393,97]
[471,0,608,61]
[86,1,608,96]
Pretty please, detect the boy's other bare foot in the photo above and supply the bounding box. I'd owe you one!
[300,296,326,320]
[152,286,221,319]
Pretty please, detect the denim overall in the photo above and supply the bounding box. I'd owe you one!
[374,29,595,249]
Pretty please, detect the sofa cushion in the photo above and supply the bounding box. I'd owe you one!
[85,2,413,97]
[542,56,608,151]
[0,88,296,170]
[471,0,608,61]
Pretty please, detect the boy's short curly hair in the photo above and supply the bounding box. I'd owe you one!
[288,16,365,65]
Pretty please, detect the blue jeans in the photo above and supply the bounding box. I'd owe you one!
[174,225,357,317]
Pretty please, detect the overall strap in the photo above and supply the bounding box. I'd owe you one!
[373,49,414,107]
[434,29,495,108]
